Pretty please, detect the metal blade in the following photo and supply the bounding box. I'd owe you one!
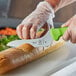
[7,31,53,48]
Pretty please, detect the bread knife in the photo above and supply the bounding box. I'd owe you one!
[7,27,67,48]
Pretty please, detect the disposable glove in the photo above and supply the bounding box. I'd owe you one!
[17,1,55,39]
[62,15,76,43]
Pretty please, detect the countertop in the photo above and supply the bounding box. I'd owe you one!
[3,41,76,76]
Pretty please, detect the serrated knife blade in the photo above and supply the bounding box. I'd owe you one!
[7,31,53,48]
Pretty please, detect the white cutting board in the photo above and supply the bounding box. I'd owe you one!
[4,42,76,76]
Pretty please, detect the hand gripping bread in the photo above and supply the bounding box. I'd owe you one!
[0,38,65,74]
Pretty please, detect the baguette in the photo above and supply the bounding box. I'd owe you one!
[0,38,65,74]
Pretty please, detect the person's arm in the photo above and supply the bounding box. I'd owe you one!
[45,0,60,8]
[45,0,76,12]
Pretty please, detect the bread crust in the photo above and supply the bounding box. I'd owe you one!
[0,39,65,74]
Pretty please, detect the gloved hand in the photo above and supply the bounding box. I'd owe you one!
[62,15,76,43]
[17,1,54,39]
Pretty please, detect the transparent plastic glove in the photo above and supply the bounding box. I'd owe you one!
[62,15,76,43]
[17,1,54,39]
[55,0,76,12]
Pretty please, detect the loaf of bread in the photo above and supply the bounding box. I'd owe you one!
[0,38,65,74]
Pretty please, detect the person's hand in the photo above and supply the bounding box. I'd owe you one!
[62,15,76,43]
[17,1,54,39]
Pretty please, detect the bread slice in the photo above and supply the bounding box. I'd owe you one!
[0,38,65,74]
